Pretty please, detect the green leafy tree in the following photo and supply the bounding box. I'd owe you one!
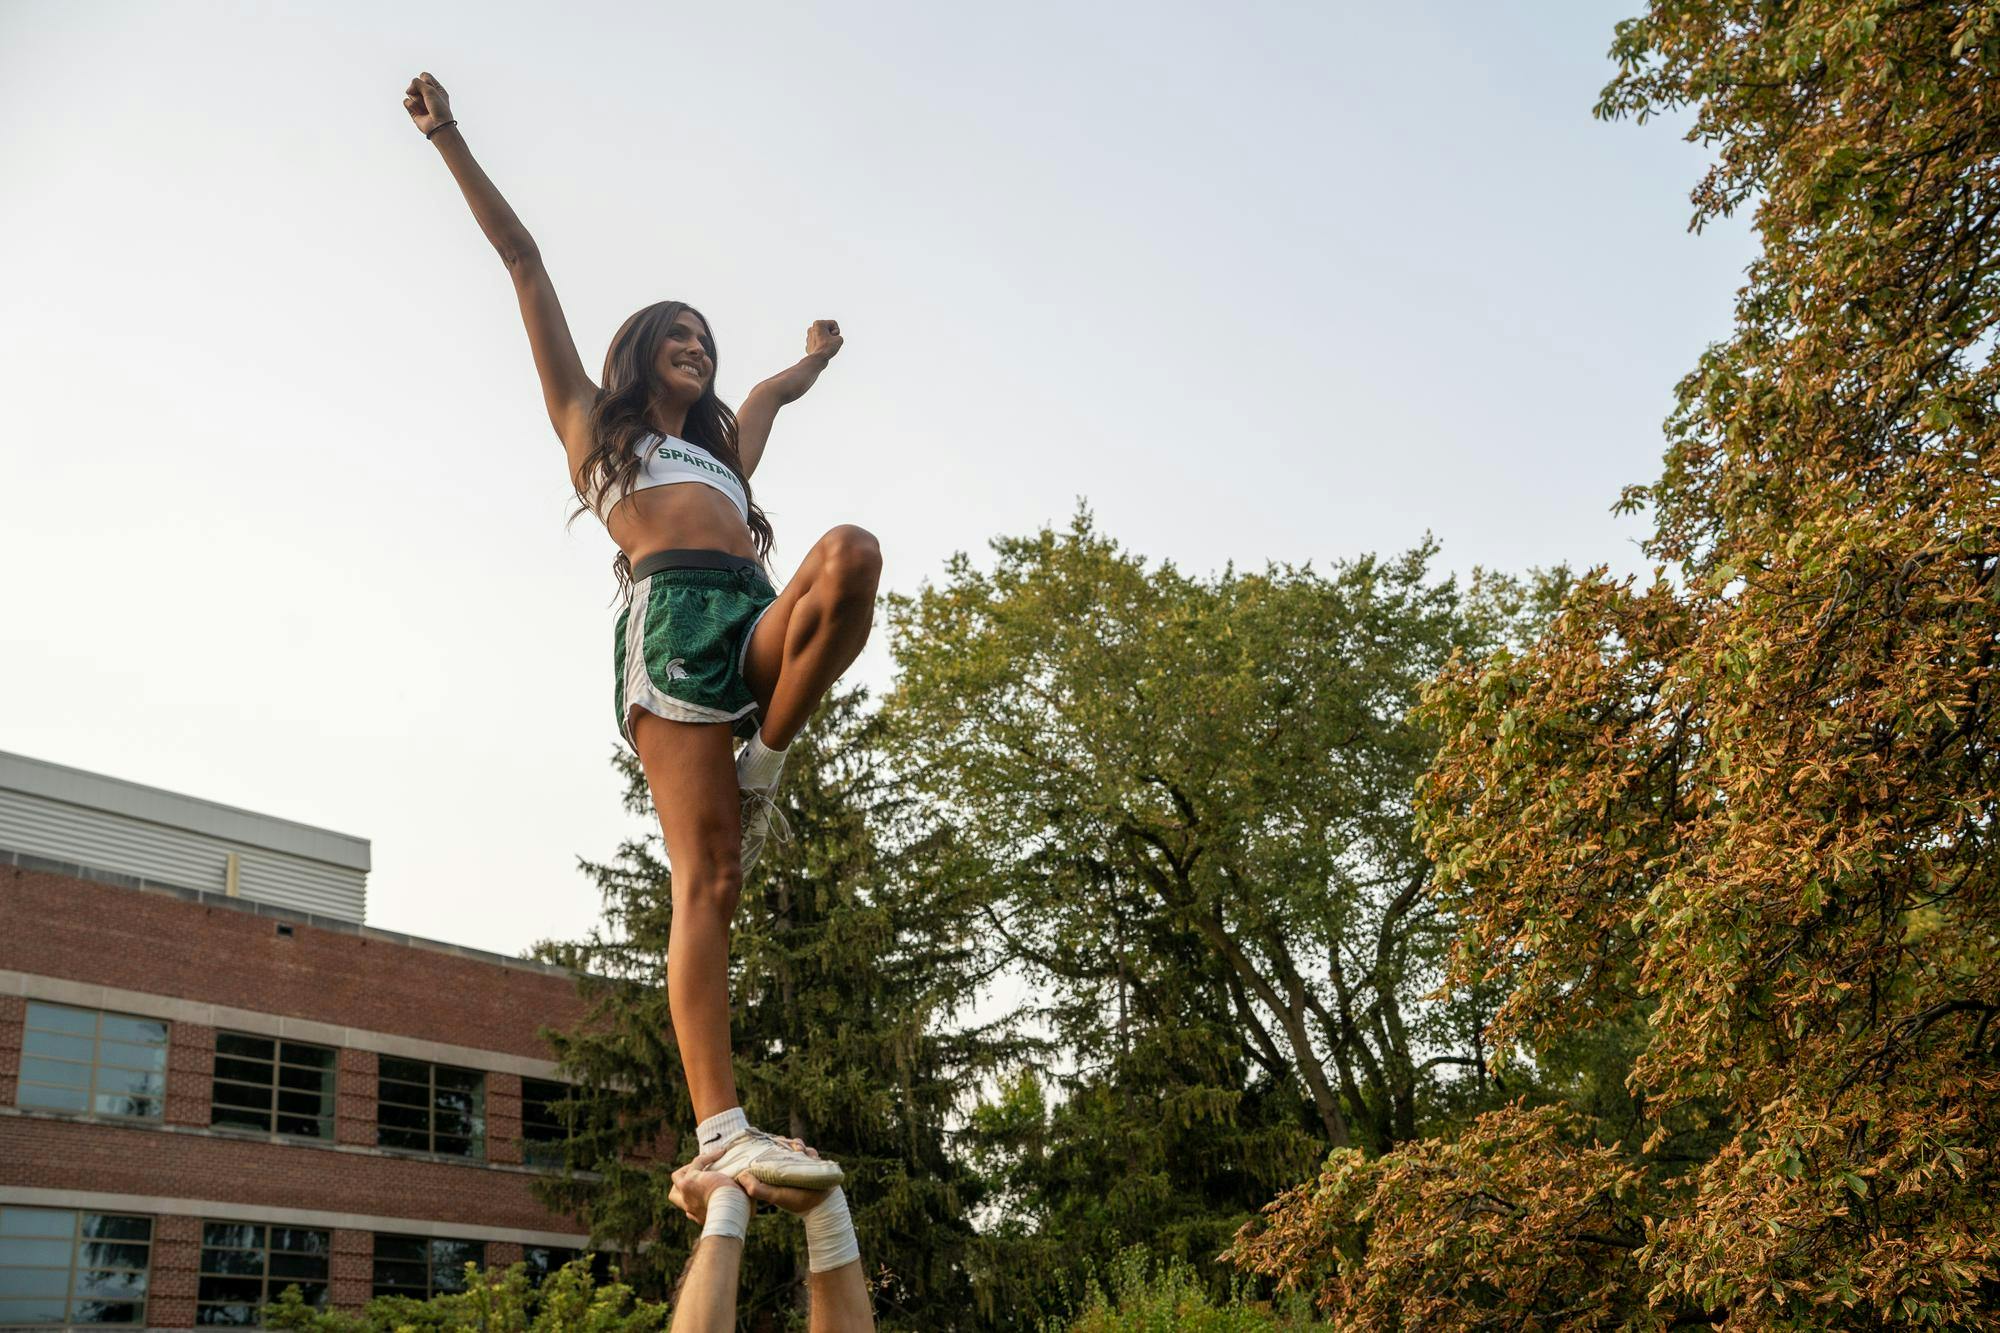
[1231,2,2000,1327]
[960,977,1319,1322]
[883,512,1554,1311]
[534,688,1005,1327]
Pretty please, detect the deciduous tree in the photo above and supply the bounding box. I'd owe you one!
[885,515,1553,1308]
[1231,3,2000,1325]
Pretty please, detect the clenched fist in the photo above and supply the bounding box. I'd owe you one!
[403,71,455,136]
[806,319,844,363]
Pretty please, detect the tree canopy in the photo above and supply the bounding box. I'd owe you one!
[882,513,1558,1314]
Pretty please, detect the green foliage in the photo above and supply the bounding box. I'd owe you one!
[1055,1250,1313,1331]
[259,1260,665,1331]
[883,510,1564,1316]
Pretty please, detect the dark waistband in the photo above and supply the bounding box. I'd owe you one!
[632,548,765,582]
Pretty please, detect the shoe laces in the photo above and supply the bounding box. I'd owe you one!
[740,786,793,845]
[741,1127,813,1160]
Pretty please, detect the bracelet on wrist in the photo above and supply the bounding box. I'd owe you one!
[425,119,459,140]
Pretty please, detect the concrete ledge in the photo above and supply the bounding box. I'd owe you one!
[1,970,567,1081]
[0,1105,599,1181]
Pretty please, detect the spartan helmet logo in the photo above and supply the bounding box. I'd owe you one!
[664,658,690,681]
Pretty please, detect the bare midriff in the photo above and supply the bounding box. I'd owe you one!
[600,479,759,565]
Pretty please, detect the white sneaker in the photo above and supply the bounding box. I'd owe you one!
[709,1126,844,1189]
[740,772,792,868]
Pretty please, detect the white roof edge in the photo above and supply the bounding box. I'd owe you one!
[0,750,371,873]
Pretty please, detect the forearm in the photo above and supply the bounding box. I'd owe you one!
[806,1260,873,1331]
[669,1237,742,1330]
[755,353,832,406]
[427,125,539,266]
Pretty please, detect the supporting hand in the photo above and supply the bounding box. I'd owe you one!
[727,1137,828,1213]
[667,1155,746,1333]
[739,1143,871,1330]
[671,1150,751,1226]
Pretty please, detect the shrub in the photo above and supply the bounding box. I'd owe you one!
[259,1258,666,1332]
[1057,1248,1313,1331]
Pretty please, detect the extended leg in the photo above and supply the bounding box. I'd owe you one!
[632,712,743,1124]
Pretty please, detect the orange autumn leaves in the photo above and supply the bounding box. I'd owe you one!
[1225,1,2000,1327]
[1229,1105,1651,1330]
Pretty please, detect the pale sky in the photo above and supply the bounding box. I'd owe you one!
[1,1,1754,958]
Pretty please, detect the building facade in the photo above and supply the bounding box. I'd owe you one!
[0,751,605,1328]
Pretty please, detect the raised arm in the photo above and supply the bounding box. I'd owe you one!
[735,1172,874,1329]
[666,1154,749,1331]
[736,319,843,478]
[404,73,598,469]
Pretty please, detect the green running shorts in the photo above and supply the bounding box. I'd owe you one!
[614,548,778,747]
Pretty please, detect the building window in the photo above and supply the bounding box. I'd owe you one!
[520,1078,572,1170]
[210,1033,337,1139]
[371,1236,483,1300]
[520,1247,613,1289]
[0,1207,152,1326]
[195,1222,330,1325]
[376,1058,484,1159]
[17,1002,168,1120]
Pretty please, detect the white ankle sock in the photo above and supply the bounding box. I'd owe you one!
[696,1106,748,1154]
[803,1186,859,1273]
[737,732,788,789]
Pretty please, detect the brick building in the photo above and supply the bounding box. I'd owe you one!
[0,750,607,1328]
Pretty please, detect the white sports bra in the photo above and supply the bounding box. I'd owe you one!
[588,433,749,524]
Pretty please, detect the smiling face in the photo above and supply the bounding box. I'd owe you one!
[653,310,715,407]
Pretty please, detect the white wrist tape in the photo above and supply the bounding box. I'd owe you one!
[701,1184,750,1241]
[803,1185,858,1273]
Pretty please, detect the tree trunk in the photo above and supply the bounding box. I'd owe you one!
[1191,911,1352,1148]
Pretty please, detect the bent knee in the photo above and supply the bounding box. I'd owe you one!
[820,525,883,589]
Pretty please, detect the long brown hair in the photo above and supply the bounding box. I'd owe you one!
[574,300,775,587]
